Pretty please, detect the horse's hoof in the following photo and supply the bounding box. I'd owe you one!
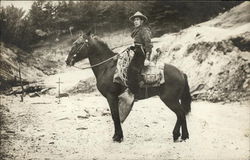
[181,134,189,141]
[173,133,180,142]
[112,135,123,143]
[181,136,189,140]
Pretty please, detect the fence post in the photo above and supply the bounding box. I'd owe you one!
[18,62,24,102]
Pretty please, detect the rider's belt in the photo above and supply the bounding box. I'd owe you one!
[134,43,143,46]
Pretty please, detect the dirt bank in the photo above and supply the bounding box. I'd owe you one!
[154,2,250,102]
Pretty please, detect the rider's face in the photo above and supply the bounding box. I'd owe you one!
[134,17,143,28]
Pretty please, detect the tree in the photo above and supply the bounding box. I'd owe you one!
[0,5,35,49]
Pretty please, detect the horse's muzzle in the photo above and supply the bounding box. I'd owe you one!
[65,59,74,66]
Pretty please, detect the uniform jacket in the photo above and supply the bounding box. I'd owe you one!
[131,25,153,53]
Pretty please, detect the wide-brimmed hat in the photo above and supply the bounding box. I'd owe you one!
[129,11,148,22]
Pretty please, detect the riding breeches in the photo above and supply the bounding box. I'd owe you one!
[127,45,146,94]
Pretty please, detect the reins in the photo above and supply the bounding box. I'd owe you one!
[72,47,128,70]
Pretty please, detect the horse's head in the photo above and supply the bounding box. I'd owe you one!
[66,31,91,66]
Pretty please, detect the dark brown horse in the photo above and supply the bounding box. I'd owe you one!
[66,31,192,143]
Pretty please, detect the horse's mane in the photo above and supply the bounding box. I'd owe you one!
[92,36,115,55]
[91,36,117,67]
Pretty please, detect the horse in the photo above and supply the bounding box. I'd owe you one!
[65,31,192,143]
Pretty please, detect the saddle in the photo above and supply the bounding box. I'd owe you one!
[113,49,165,87]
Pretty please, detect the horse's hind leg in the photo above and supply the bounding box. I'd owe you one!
[106,94,123,142]
[180,112,189,141]
[160,98,189,142]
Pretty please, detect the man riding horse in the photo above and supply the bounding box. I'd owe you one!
[65,11,191,142]
[127,11,153,94]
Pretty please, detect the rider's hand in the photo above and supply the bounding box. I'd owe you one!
[129,46,135,50]
[144,59,150,66]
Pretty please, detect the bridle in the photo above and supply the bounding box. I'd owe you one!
[73,39,88,56]
[70,39,128,70]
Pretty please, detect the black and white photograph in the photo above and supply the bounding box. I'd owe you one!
[0,0,249,159]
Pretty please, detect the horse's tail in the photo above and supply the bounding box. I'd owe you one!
[181,73,192,115]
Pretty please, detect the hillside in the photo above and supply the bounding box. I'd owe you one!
[0,43,45,90]
[153,2,250,102]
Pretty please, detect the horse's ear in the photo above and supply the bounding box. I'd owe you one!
[86,26,95,37]
[86,30,92,36]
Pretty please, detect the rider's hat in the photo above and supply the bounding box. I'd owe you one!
[129,11,148,22]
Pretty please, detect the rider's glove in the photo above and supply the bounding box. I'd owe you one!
[129,46,135,51]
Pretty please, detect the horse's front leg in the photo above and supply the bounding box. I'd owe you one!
[106,94,123,142]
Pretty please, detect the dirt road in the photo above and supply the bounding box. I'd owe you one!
[1,93,249,160]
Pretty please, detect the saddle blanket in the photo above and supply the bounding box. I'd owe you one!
[113,49,165,87]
